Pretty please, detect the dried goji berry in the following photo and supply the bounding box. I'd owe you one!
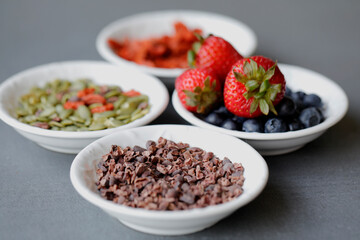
[63,101,85,110]
[77,88,95,98]
[81,94,106,105]
[123,90,141,97]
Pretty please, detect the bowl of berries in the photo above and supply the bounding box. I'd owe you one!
[172,54,348,156]
[96,10,257,79]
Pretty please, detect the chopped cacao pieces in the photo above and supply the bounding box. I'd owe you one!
[96,137,245,211]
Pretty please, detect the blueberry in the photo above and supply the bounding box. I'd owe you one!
[285,87,292,96]
[221,119,238,130]
[214,105,233,117]
[264,118,287,133]
[232,116,246,125]
[288,119,303,131]
[204,112,225,126]
[291,91,306,110]
[303,94,322,108]
[299,107,322,128]
[276,96,296,117]
[242,119,263,133]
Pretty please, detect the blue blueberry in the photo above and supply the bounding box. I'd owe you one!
[242,119,263,133]
[232,116,246,125]
[221,119,238,130]
[303,94,322,108]
[204,112,225,126]
[285,87,292,96]
[291,91,306,110]
[213,105,233,117]
[264,118,287,133]
[288,119,303,131]
[276,96,296,117]
[299,107,322,128]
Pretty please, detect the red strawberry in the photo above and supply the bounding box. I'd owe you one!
[223,56,286,118]
[175,68,222,114]
[188,35,243,82]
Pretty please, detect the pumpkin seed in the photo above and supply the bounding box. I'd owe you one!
[77,105,91,120]
[15,79,150,131]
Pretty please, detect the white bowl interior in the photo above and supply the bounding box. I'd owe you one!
[0,61,169,140]
[172,64,348,154]
[70,125,268,235]
[96,10,257,78]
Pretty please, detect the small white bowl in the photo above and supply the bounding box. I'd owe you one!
[172,64,349,156]
[96,10,257,79]
[0,61,169,154]
[70,124,268,235]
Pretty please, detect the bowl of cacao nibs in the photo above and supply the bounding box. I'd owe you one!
[96,10,257,79]
[70,125,268,235]
[0,61,169,153]
[172,62,348,156]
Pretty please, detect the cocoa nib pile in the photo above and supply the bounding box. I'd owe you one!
[96,137,245,210]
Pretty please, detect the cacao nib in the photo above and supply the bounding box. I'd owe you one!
[95,137,245,210]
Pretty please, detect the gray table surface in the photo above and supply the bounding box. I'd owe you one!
[1,0,359,239]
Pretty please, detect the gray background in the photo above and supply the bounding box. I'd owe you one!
[1,0,359,239]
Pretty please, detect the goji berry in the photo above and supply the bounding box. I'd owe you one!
[63,101,85,110]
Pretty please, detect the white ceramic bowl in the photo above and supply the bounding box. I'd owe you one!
[96,10,257,79]
[70,124,268,235]
[172,64,349,156]
[0,61,169,154]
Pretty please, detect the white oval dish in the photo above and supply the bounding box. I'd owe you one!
[96,10,257,79]
[70,124,268,235]
[0,61,169,154]
[172,64,349,156]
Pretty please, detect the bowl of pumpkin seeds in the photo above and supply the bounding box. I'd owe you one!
[0,61,169,153]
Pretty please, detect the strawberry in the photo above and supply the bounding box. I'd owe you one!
[175,68,222,114]
[223,56,286,118]
[188,35,243,82]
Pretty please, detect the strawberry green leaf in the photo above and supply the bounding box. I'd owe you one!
[193,86,202,94]
[249,59,259,77]
[259,99,269,115]
[254,91,266,99]
[192,42,202,53]
[233,71,247,84]
[259,79,270,93]
[245,80,260,91]
[243,91,256,100]
[187,50,196,68]
[193,32,204,43]
[243,61,252,76]
[265,97,278,115]
[263,62,277,81]
[250,99,259,114]
[259,65,266,76]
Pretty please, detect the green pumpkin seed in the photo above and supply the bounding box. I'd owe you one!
[49,121,64,128]
[105,118,125,128]
[89,122,106,131]
[16,79,150,131]
[59,109,73,119]
[61,119,73,126]
[93,111,115,120]
[69,115,85,123]
[77,105,91,120]
[105,90,120,98]
[39,107,56,117]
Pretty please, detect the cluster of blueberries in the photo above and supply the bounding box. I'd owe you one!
[200,88,324,133]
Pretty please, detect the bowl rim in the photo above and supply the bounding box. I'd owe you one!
[70,124,269,219]
[172,63,349,141]
[96,9,258,78]
[0,60,169,139]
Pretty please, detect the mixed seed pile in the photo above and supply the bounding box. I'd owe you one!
[16,79,150,131]
[96,137,245,210]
